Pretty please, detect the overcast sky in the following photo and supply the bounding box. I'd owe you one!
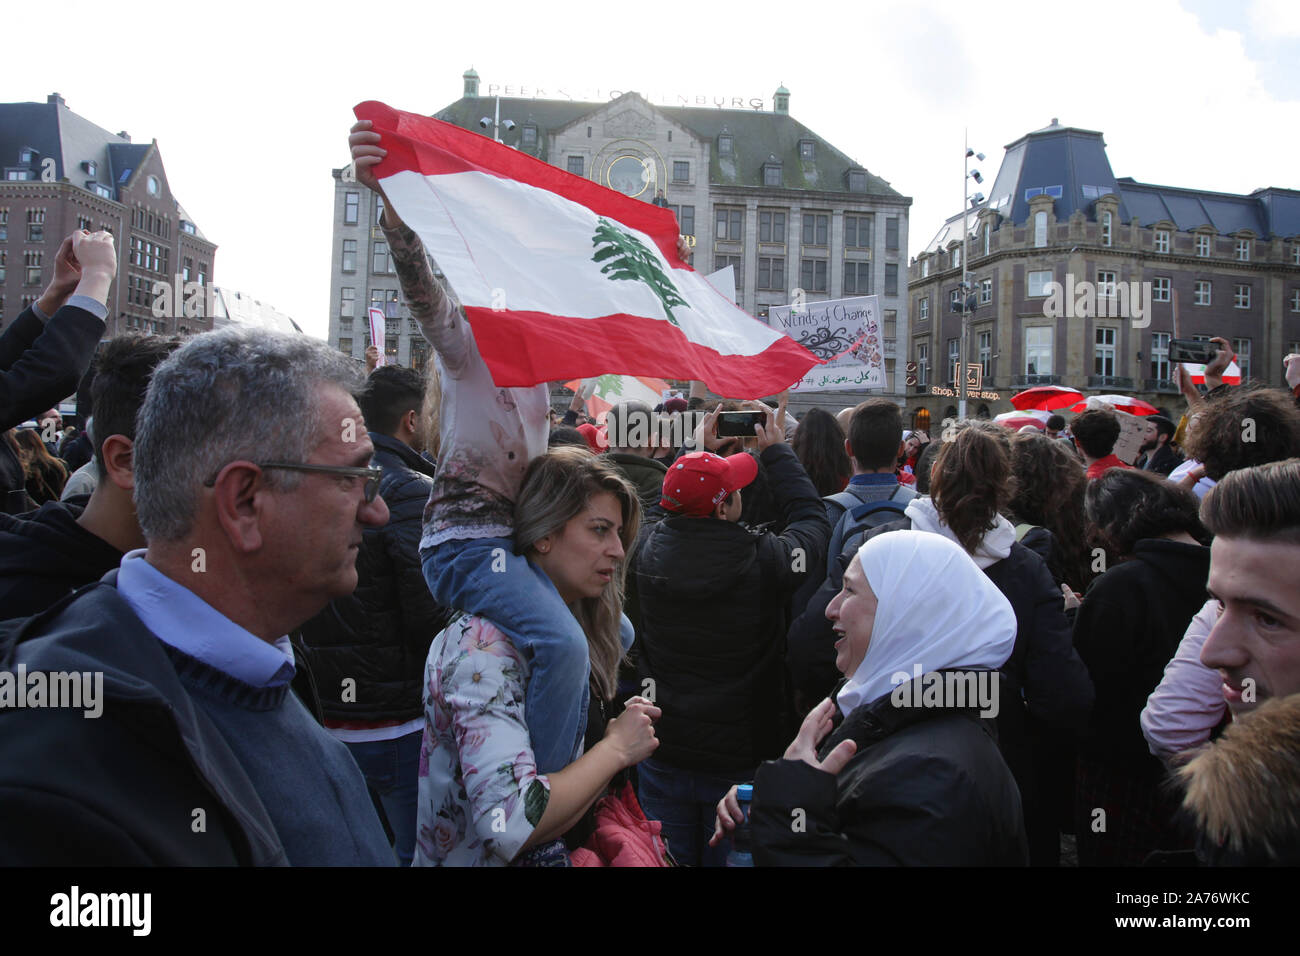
[9,0,1299,339]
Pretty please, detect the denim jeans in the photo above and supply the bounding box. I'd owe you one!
[346,730,423,867]
[421,537,589,774]
[636,757,756,867]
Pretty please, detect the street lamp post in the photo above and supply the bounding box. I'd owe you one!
[958,135,984,420]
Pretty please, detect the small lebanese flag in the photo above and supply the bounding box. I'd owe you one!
[1182,360,1241,386]
[564,374,670,423]
[354,101,819,397]
[367,307,386,366]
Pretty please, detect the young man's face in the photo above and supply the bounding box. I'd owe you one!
[1201,535,1300,714]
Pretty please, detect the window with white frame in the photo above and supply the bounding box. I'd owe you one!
[921,258,930,278]
[1034,211,1047,248]
[1095,327,1116,376]
[1196,234,1211,257]
[916,342,929,385]
[919,296,929,320]
[947,337,960,385]
[950,289,962,310]
[1025,327,1053,375]
[1234,283,1250,309]
[344,192,359,225]
[978,329,992,377]
[1101,211,1112,247]
[1236,238,1251,262]
[1294,244,1300,266]
[980,277,992,304]
[1097,270,1117,297]
[1155,229,1170,253]
[952,246,961,269]
[982,224,990,256]
[1027,270,1053,297]
[340,287,355,316]
[1233,338,1251,381]
[1151,332,1171,381]
[1291,289,1300,312]
[1153,276,1171,302]
[1194,281,1212,306]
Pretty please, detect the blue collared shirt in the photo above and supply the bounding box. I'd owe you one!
[849,472,901,487]
[117,549,296,688]
[31,294,109,322]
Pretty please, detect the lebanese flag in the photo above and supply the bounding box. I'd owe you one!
[1182,360,1242,386]
[564,375,670,423]
[354,101,819,397]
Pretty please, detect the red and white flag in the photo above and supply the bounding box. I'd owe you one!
[1182,360,1242,386]
[563,374,671,422]
[367,307,386,366]
[354,101,818,397]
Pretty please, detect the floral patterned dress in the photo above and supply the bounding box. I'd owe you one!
[414,613,552,866]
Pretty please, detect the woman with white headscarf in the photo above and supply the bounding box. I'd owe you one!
[712,531,1029,865]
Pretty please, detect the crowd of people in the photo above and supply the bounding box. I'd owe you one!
[0,121,1298,868]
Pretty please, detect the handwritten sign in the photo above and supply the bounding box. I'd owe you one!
[769,294,884,393]
[367,308,386,367]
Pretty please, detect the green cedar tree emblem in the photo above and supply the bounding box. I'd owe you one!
[591,218,687,326]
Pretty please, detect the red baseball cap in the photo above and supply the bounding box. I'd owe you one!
[660,451,758,517]
[576,422,606,453]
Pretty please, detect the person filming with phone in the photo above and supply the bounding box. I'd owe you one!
[629,401,830,865]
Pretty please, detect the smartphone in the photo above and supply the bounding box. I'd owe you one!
[717,411,765,437]
[1170,338,1219,364]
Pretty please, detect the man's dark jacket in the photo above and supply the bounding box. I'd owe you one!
[1139,442,1183,477]
[299,432,450,723]
[0,579,289,865]
[0,301,103,514]
[751,675,1028,866]
[604,451,667,511]
[631,443,830,771]
[0,499,122,619]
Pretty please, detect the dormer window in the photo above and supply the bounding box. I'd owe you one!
[719,132,733,156]
[88,182,112,199]
[82,160,97,176]
[848,170,866,192]
[763,158,782,187]
[799,139,815,161]
[18,147,35,164]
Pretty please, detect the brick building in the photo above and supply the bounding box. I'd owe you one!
[0,93,216,338]
[906,119,1300,429]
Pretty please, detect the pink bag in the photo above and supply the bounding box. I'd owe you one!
[569,781,674,867]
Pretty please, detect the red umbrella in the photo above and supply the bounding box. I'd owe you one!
[993,409,1051,430]
[1010,385,1084,411]
[1070,395,1159,416]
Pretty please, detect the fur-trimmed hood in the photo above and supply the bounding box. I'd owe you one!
[1177,693,1300,865]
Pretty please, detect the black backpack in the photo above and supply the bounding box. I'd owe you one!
[824,484,917,562]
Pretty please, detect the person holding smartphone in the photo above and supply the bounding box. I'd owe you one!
[630,402,830,865]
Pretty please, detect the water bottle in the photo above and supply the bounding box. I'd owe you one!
[725,784,754,867]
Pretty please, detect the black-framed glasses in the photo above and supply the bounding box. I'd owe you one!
[204,461,384,502]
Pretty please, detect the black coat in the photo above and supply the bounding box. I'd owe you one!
[1072,538,1212,771]
[751,676,1028,866]
[299,432,451,723]
[0,301,103,513]
[631,443,830,771]
[0,499,123,619]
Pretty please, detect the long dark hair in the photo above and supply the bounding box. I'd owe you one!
[791,406,851,496]
[1009,431,1093,590]
[15,428,67,502]
[929,421,1014,555]
[1086,468,1209,560]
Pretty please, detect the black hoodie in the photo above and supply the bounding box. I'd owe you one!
[0,499,122,620]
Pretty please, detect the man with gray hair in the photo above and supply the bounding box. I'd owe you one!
[0,326,394,865]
